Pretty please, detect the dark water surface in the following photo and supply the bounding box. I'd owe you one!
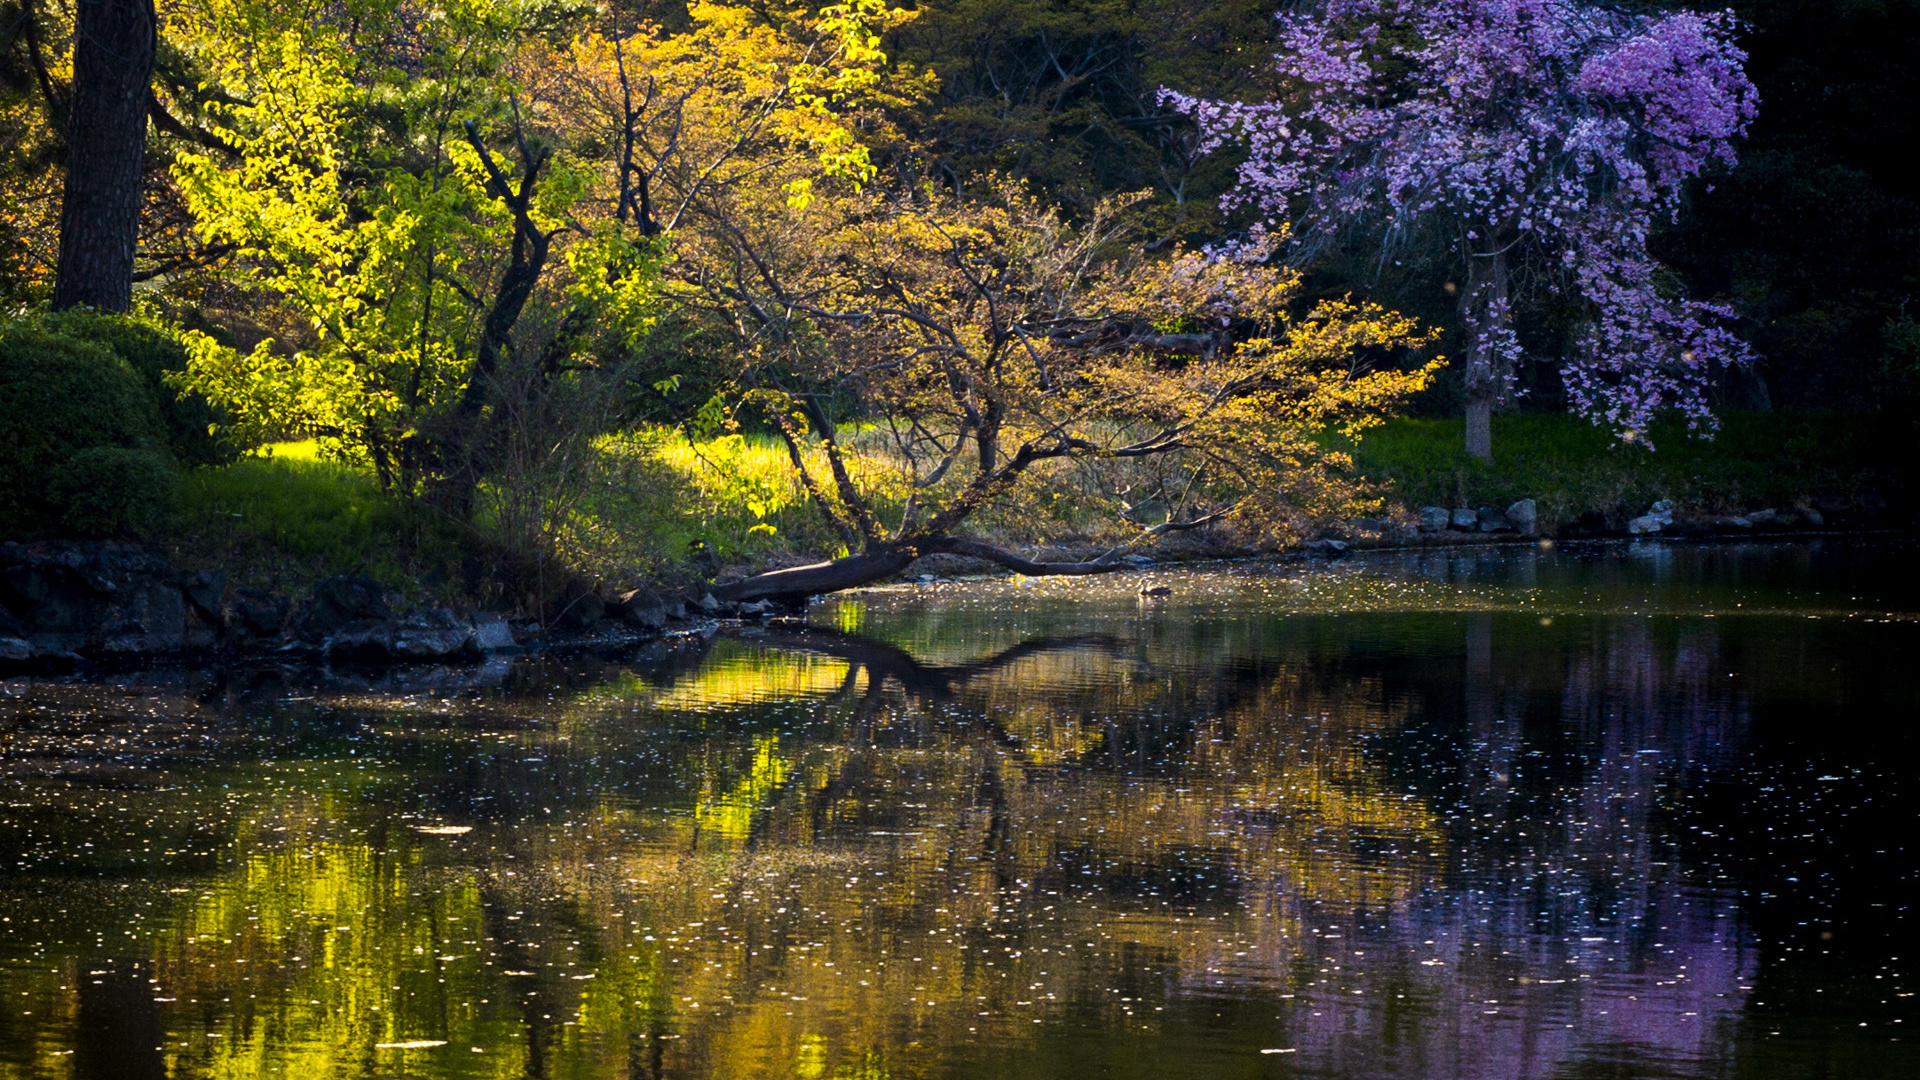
[3,539,1918,1079]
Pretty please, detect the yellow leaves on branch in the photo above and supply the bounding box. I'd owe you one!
[681,175,1443,547]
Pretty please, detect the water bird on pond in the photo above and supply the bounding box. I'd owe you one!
[1139,585,1173,597]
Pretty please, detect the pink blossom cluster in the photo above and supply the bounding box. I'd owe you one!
[1162,0,1759,439]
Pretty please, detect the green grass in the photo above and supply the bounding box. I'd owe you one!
[1347,411,1909,527]
[159,409,1906,609]
[172,444,464,597]
[167,433,858,603]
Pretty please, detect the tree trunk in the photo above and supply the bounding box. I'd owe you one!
[51,0,156,313]
[711,537,1126,603]
[1464,395,1493,461]
[712,548,921,603]
[1460,240,1510,463]
[428,123,554,517]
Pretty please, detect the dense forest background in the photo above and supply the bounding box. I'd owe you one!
[890,0,1920,415]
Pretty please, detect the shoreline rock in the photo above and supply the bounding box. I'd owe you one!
[1505,499,1538,536]
[8,503,1910,670]
[0,540,698,673]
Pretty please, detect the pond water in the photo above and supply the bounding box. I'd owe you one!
[2,539,1918,1079]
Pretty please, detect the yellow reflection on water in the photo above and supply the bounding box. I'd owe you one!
[2,638,1440,1079]
[651,642,854,712]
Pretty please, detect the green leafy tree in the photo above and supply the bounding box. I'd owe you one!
[169,0,611,502]
[886,0,1276,231]
[169,0,910,528]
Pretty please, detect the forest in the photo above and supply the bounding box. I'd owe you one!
[1,0,1916,617]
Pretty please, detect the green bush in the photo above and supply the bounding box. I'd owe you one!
[48,446,180,536]
[39,308,239,467]
[0,321,176,537]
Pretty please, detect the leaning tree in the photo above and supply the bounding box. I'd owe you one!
[670,183,1438,603]
[542,1,1439,603]
[1163,0,1759,459]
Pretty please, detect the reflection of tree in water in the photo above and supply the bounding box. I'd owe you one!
[1360,613,1757,1077]
[2,598,1909,1078]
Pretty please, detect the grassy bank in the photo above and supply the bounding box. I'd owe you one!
[156,410,1909,614]
[1346,411,1911,529]
[557,428,1140,582]
[161,425,1154,605]
[169,442,466,598]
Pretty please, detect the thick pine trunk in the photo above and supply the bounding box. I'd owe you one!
[51,0,156,313]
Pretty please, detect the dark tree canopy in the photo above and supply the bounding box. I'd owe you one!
[1662,0,1920,410]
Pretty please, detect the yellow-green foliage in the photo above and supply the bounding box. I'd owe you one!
[164,0,925,503]
[660,178,1441,565]
[168,0,563,485]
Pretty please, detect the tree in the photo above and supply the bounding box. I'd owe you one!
[169,0,652,510]
[50,0,156,311]
[169,0,919,529]
[669,185,1436,603]
[530,2,1435,605]
[1163,0,1759,459]
[1661,0,1920,410]
[884,0,1276,227]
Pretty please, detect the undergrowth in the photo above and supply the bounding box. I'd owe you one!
[161,410,1907,610]
[560,428,1148,586]
[171,442,464,598]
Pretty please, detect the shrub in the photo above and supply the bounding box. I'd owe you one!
[48,446,180,536]
[39,309,239,467]
[0,321,176,537]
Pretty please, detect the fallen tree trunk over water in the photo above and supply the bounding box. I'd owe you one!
[710,537,1126,604]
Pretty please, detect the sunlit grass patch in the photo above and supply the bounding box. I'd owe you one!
[553,430,855,583]
[173,442,462,596]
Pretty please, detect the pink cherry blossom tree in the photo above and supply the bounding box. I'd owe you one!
[1162,0,1759,459]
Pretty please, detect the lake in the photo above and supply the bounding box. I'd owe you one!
[2,538,1917,1079]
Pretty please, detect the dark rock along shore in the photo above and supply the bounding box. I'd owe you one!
[3,496,1898,669]
[0,540,669,669]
